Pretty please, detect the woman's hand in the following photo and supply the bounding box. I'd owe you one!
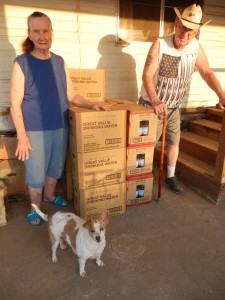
[91,103,110,111]
[16,132,33,161]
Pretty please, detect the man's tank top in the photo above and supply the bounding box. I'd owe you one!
[15,52,69,131]
[140,35,199,108]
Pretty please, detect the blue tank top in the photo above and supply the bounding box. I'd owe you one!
[15,52,69,131]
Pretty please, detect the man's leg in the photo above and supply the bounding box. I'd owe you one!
[164,107,183,193]
[166,144,179,177]
[165,144,183,193]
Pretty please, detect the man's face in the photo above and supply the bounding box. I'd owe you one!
[28,16,53,51]
[174,20,199,49]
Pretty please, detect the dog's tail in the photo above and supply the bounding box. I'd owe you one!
[31,204,48,222]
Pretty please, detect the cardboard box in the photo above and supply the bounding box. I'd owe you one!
[74,182,126,219]
[0,106,15,131]
[69,69,105,102]
[105,99,136,107]
[104,102,157,146]
[126,144,155,176]
[0,159,26,197]
[126,173,153,206]
[0,137,17,159]
[126,105,157,145]
[64,145,72,172]
[62,170,73,202]
[71,147,126,189]
[69,106,126,152]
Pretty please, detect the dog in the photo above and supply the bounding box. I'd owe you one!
[31,204,109,278]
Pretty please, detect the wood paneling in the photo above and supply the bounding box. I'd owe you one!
[0,0,225,106]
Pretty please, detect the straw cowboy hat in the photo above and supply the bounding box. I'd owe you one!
[174,3,211,30]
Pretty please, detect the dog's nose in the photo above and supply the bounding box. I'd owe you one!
[96,236,101,242]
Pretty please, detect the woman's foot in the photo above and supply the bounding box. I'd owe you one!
[27,186,43,225]
[27,210,43,226]
[43,195,68,207]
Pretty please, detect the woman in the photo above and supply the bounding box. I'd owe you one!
[10,11,108,226]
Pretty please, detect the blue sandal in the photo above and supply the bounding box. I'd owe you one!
[51,195,68,207]
[27,211,43,226]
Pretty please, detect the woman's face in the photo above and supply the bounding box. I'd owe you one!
[28,16,53,52]
[173,20,199,50]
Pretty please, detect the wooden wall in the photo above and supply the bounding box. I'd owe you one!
[186,0,225,107]
[0,0,225,107]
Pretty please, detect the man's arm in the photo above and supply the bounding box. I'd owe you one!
[142,39,167,115]
[10,62,32,161]
[196,44,225,109]
[64,63,109,111]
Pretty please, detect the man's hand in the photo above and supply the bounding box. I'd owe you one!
[216,102,225,110]
[216,98,225,110]
[153,101,167,115]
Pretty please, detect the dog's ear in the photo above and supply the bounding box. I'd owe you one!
[100,211,109,225]
[83,219,92,229]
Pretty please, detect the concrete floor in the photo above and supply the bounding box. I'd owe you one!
[1,174,225,300]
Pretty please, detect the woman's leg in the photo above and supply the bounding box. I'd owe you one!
[28,186,43,225]
[43,128,68,203]
[43,176,57,202]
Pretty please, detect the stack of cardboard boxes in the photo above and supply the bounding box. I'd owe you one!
[68,106,127,219]
[63,69,107,204]
[126,105,157,206]
[0,135,26,199]
[0,108,27,225]
[64,69,158,218]
[66,69,127,219]
[105,100,157,206]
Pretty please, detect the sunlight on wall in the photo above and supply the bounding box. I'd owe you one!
[4,5,78,59]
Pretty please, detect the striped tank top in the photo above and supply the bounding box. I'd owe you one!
[141,35,199,108]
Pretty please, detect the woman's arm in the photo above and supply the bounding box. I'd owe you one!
[10,62,32,160]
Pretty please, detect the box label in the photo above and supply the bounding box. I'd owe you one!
[71,147,126,189]
[74,182,126,219]
[69,69,105,102]
[69,107,126,152]
[126,174,153,206]
[126,144,154,176]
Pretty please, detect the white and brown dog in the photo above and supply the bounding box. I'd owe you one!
[31,204,109,278]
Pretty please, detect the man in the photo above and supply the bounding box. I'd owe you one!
[139,3,225,193]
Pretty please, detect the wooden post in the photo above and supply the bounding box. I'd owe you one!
[158,113,167,200]
[0,181,7,226]
[214,110,225,183]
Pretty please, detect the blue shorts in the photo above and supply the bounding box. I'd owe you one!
[24,128,68,188]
